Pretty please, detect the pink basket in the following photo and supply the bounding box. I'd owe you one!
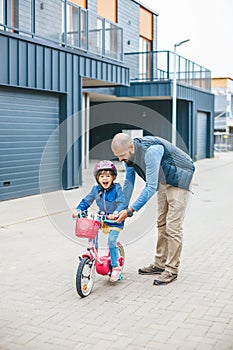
[75,218,100,239]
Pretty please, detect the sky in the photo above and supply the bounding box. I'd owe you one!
[140,0,233,78]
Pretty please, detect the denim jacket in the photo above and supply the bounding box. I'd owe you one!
[76,183,127,228]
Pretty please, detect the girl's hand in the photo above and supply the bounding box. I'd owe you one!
[107,213,118,220]
[72,210,79,218]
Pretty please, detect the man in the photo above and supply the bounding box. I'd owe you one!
[111,133,195,285]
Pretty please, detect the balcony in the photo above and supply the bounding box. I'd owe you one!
[0,1,210,90]
[0,0,123,62]
[125,50,211,91]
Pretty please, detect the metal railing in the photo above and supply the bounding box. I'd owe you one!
[125,50,211,91]
[0,0,123,62]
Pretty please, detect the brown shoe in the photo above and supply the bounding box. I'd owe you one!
[138,264,164,275]
[153,270,177,285]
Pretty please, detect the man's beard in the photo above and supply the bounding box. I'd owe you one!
[124,151,135,166]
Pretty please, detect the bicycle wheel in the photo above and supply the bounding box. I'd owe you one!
[76,257,95,298]
[117,242,125,271]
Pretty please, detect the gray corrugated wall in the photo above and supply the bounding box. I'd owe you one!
[118,0,139,79]
[35,0,61,42]
[192,99,214,159]
[17,0,31,32]
[177,83,214,158]
[118,0,139,54]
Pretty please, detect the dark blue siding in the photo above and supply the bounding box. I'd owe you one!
[28,44,36,88]
[0,33,129,90]
[0,32,129,196]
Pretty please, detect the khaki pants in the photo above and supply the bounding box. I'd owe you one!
[154,184,191,274]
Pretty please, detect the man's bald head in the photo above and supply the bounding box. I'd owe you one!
[111,133,132,152]
[111,133,134,162]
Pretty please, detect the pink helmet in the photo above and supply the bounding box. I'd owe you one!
[93,160,117,178]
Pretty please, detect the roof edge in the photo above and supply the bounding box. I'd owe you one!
[131,0,159,16]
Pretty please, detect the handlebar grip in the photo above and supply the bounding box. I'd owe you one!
[104,216,118,224]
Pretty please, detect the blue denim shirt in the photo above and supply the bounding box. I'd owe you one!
[123,145,164,212]
[76,183,127,228]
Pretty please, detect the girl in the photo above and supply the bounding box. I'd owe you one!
[73,160,127,282]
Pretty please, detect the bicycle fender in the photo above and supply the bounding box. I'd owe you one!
[81,252,92,259]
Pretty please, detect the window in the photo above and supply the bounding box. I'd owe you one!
[96,17,102,54]
[97,0,121,60]
[66,1,87,49]
[139,37,151,81]
[105,21,119,59]
[12,0,19,29]
[139,7,153,81]
[5,0,31,33]
[67,3,79,46]
[80,8,87,49]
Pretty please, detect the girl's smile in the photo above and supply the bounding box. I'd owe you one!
[97,172,115,189]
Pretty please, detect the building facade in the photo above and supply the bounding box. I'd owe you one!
[212,77,233,133]
[0,0,214,200]
[212,77,233,151]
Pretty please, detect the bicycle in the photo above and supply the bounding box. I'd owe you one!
[73,212,125,298]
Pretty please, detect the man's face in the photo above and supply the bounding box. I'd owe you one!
[112,144,134,163]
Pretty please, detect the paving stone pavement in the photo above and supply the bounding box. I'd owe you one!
[1,153,233,350]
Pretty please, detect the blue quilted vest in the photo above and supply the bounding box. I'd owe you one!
[129,136,195,190]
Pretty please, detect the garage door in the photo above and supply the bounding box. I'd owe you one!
[197,112,208,160]
[0,88,60,200]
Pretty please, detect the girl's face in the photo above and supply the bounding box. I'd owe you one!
[97,171,115,189]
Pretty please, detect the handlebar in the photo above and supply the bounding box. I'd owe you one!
[72,211,117,224]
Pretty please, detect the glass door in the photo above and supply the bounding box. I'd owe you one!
[139,37,151,81]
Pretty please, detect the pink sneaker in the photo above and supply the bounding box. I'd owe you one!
[110,266,121,282]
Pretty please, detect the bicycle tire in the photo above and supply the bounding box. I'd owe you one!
[76,257,95,298]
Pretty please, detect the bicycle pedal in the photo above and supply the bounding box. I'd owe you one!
[118,273,123,281]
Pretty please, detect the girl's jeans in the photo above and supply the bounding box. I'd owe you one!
[92,229,120,267]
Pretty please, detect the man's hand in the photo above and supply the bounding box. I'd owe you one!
[115,209,129,223]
